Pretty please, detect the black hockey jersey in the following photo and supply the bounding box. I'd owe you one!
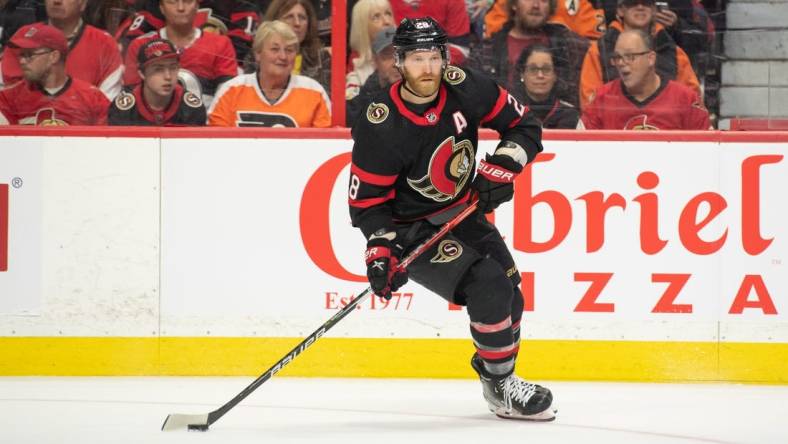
[349,65,543,239]
[108,83,206,126]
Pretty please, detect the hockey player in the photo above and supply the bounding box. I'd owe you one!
[109,38,207,126]
[349,17,556,421]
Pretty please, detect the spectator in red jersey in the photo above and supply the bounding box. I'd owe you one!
[116,0,260,63]
[346,0,394,101]
[468,0,589,106]
[580,29,710,130]
[1,0,124,99]
[109,38,206,125]
[578,0,699,110]
[515,45,580,129]
[389,0,471,64]
[264,0,331,95]
[0,24,108,125]
[123,0,239,106]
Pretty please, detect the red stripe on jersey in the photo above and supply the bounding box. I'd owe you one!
[389,82,447,127]
[350,163,398,187]
[476,345,520,360]
[480,87,508,125]
[349,190,395,209]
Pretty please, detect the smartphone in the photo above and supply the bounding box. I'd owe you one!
[655,1,668,11]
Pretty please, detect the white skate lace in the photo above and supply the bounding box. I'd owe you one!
[501,375,537,411]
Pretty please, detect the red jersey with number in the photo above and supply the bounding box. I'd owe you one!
[123,28,238,96]
[0,77,109,125]
[115,0,259,59]
[2,23,123,99]
[581,78,711,130]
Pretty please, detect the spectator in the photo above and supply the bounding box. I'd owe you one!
[346,26,400,125]
[580,29,710,129]
[599,0,711,71]
[116,1,260,71]
[468,0,589,106]
[264,0,331,95]
[346,0,394,101]
[208,20,330,127]
[515,45,580,129]
[2,0,124,99]
[109,38,206,125]
[485,0,605,40]
[123,0,239,106]
[578,0,699,109]
[389,0,471,64]
[0,24,108,125]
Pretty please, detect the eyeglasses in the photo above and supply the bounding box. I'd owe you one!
[18,49,53,61]
[609,51,651,65]
[524,65,554,76]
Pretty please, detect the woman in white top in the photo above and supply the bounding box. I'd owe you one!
[345,0,394,101]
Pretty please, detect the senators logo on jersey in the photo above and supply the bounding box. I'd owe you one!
[430,240,463,263]
[443,66,466,85]
[407,136,474,202]
[366,102,389,124]
[624,115,659,130]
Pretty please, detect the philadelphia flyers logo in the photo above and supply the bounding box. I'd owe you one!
[407,136,474,202]
[443,66,466,85]
[624,115,659,130]
[366,102,389,124]
[430,240,463,263]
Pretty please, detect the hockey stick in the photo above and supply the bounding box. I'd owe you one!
[161,199,479,432]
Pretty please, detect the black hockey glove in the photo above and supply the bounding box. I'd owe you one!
[364,231,408,300]
[472,154,524,213]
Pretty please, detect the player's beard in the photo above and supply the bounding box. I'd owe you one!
[402,72,440,97]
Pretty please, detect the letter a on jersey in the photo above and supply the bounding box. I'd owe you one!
[407,136,474,202]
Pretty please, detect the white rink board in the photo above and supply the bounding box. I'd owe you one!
[0,134,785,342]
[159,138,788,342]
[0,136,160,336]
[0,139,42,314]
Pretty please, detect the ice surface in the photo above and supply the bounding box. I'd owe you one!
[0,377,785,444]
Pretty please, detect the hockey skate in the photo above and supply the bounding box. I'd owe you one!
[471,353,556,421]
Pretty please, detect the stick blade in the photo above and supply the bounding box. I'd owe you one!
[161,413,210,431]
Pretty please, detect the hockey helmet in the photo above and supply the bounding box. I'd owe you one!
[393,17,449,65]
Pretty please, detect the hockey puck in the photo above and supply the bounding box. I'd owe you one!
[188,424,210,432]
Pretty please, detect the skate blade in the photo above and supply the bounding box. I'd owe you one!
[492,406,557,422]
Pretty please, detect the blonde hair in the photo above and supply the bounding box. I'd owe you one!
[349,0,392,68]
[252,20,299,54]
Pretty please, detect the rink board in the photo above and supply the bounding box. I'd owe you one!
[0,128,786,382]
